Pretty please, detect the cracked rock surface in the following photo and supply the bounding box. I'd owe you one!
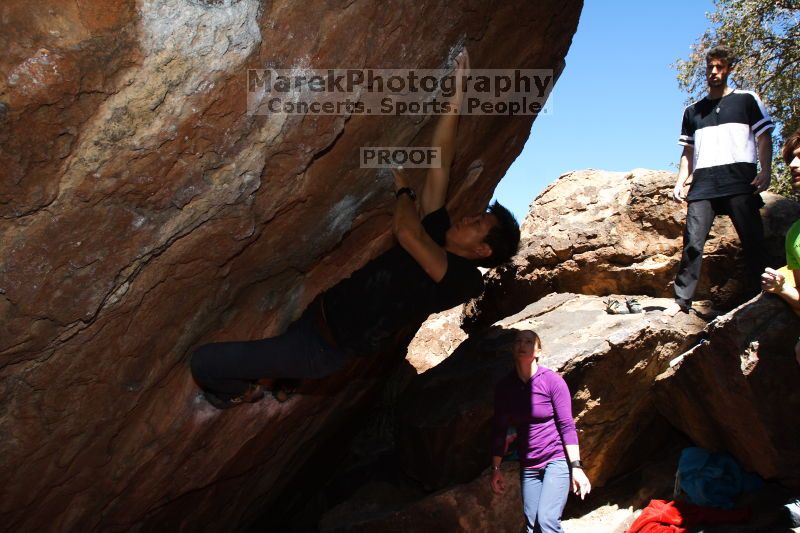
[655,294,800,488]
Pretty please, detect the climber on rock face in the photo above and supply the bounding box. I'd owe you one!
[665,44,773,318]
[760,129,800,364]
[189,48,521,409]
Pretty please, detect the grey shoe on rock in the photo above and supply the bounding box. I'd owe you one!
[605,298,629,315]
[626,298,643,313]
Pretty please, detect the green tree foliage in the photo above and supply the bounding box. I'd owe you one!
[675,0,799,197]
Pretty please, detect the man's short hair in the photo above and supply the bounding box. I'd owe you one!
[783,129,800,164]
[706,44,737,67]
[478,201,520,268]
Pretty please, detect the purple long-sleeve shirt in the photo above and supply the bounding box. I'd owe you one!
[491,365,579,468]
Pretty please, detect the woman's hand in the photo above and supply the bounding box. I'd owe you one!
[761,267,786,294]
[490,469,505,495]
[571,468,591,499]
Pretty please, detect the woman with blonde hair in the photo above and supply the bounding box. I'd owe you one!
[490,330,591,533]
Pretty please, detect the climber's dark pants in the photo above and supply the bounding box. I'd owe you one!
[673,193,766,307]
[190,305,350,399]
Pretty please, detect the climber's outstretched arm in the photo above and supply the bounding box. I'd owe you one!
[420,48,470,217]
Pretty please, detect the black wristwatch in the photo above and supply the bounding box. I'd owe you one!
[395,187,416,201]
[569,460,585,470]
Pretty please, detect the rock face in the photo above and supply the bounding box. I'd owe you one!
[396,293,706,491]
[320,462,524,533]
[0,1,582,531]
[464,169,800,331]
[654,294,800,488]
[405,307,468,374]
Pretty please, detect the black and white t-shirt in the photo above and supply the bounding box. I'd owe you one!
[678,90,774,201]
[322,207,484,356]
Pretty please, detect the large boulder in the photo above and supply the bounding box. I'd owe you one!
[405,307,468,374]
[464,169,800,331]
[654,294,800,488]
[396,292,706,491]
[319,450,684,533]
[0,1,582,530]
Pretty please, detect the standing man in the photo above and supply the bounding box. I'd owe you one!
[665,45,774,316]
[190,49,521,408]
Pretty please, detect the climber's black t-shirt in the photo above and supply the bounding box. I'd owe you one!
[322,207,484,355]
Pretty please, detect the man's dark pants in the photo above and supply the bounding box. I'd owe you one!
[674,193,766,308]
[190,306,350,400]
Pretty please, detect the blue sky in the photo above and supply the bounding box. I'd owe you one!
[493,0,717,221]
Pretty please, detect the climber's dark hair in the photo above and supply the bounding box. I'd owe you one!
[478,201,520,268]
